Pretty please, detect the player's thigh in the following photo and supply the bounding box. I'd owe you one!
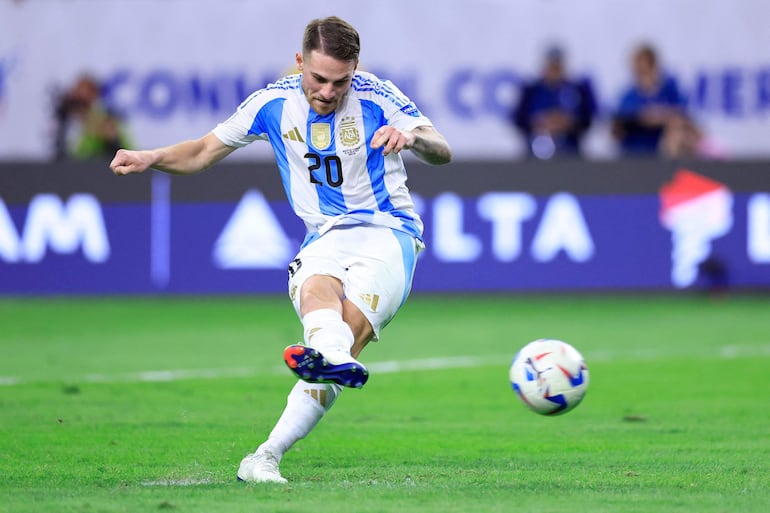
[287,235,347,318]
[287,226,420,340]
[341,227,420,340]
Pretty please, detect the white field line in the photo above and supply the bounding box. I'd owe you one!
[140,478,212,487]
[1,344,769,387]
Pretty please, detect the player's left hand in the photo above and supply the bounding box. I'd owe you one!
[370,126,416,156]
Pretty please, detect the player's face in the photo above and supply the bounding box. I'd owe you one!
[296,50,357,115]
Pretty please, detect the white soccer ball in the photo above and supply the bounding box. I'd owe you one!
[509,339,589,415]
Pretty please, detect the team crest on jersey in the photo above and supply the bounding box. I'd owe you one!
[339,117,360,148]
[310,123,331,150]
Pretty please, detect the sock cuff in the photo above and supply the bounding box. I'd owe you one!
[302,308,354,352]
[301,308,343,325]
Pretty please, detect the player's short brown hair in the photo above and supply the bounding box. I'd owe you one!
[302,16,360,62]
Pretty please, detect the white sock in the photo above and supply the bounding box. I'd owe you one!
[258,380,342,462]
[301,308,354,355]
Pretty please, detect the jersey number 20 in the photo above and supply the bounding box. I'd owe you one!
[305,152,343,188]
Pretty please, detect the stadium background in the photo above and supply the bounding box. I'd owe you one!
[2,3,770,512]
[1,0,769,294]
[3,0,770,160]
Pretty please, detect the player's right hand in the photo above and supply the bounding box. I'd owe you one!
[109,149,154,176]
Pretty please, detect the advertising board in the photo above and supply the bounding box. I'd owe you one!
[1,160,768,294]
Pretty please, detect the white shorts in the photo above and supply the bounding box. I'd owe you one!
[287,225,422,340]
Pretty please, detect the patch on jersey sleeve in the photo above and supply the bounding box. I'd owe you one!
[400,102,421,117]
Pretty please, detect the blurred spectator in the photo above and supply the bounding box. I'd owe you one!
[658,113,725,160]
[612,44,687,156]
[511,46,597,159]
[53,74,132,160]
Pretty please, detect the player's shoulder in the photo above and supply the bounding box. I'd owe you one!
[237,74,303,111]
[350,71,412,108]
[351,70,384,89]
[268,73,304,92]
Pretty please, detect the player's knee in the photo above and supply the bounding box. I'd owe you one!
[299,275,344,316]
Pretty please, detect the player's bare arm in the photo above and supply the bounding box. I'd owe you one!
[370,125,452,165]
[110,132,235,176]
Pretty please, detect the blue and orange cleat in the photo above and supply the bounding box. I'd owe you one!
[283,345,369,388]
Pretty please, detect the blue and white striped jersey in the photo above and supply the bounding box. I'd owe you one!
[213,71,432,246]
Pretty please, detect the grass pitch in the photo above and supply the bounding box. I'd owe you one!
[1,294,768,513]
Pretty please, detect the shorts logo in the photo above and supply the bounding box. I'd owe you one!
[359,293,380,312]
[310,123,331,150]
[339,117,360,147]
[288,257,302,277]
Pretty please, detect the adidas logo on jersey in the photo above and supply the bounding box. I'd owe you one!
[282,127,304,142]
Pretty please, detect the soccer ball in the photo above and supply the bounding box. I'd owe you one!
[509,339,589,415]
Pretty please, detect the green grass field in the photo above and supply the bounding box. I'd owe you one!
[1,294,769,513]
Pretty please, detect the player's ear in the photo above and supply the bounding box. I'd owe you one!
[295,52,303,71]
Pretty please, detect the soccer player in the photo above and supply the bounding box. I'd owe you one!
[109,16,452,483]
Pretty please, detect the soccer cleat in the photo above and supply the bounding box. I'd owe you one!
[237,450,288,484]
[283,344,369,388]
